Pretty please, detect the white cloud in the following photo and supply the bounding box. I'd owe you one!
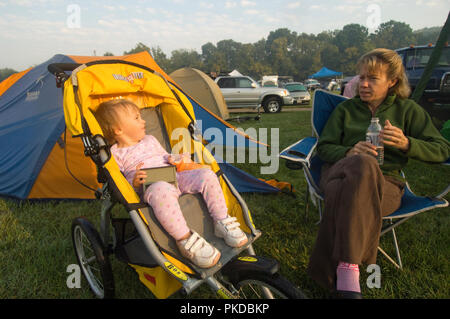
[13,0,33,7]
[416,0,440,6]
[244,9,259,15]
[334,4,361,14]
[287,2,301,9]
[309,5,323,10]
[98,19,115,28]
[225,1,237,8]
[200,2,214,9]
[103,5,116,11]
[241,0,256,7]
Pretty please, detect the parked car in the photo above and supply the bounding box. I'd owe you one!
[304,78,321,91]
[395,44,450,127]
[283,82,311,105]
[215,75,294,113]
[395,44,450,104]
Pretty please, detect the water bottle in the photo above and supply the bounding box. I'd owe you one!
[366,117,384,165]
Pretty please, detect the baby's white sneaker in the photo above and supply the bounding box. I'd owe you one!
[177,231,220,268]
[214,216,248,248]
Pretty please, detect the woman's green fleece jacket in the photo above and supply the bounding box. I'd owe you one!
[317,94,450,181]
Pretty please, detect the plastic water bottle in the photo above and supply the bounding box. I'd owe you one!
[366,117,384,165]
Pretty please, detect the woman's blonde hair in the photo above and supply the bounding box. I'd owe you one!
[357,48,411,99]
[93,99,140,144]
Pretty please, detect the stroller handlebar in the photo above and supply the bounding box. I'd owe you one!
[48,63,81,87]
[47,63,81,75]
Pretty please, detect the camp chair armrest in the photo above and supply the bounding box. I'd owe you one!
[279,136,317,165]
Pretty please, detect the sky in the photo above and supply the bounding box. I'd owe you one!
[0,0,449,70]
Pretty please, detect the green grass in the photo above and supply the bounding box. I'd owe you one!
[0,110,449,299]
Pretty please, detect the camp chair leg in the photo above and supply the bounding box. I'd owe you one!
[378,219,404,269]
[304,188,309,222]
[315,200,323,225]
[391,227,403,269]
[377,246,402,269]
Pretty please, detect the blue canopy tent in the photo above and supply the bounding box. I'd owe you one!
[309,67,342,79]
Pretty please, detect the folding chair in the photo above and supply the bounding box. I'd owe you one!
[280,89,449,269]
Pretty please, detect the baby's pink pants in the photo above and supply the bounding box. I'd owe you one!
[143,168,228,240]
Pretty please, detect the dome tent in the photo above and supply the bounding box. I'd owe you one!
[0,51,281,200]
[170,67,229,120]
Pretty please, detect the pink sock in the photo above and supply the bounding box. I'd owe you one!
[336,262,361,293]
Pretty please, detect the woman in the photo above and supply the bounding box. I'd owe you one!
[307,48,450,298]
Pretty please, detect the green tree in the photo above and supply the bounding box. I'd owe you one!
[115,24,444,82]
[150,46,170,72]
[333,24,369,53]
[414,26,446,45]
[370,20,416,49]
[169,49,203,73]
[268,37,295,76]
[201,42,227,73]
[123,42,151,55]
[290,33,322,80]
[0,68,17,82]
[216,39,243,71]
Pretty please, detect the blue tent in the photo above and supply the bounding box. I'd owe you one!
[0,52,281,200]
[310,67,342,79]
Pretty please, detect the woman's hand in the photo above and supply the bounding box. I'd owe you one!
[346,141,378,157]
[381,120,410,152]
[132,162,147,189]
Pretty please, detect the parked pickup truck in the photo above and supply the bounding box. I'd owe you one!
[215,75,294,113]
[396,44,450,104]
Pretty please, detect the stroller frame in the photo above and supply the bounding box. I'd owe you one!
[50,61,305,299]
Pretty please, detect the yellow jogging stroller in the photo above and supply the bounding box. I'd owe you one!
[48,59,305,299]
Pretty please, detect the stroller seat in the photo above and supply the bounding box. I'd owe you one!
[115,105,259,278]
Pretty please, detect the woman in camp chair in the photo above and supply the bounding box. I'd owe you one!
[94,99,248,269]
[307,48,450,298]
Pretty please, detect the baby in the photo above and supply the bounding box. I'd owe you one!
[94,99,248,268]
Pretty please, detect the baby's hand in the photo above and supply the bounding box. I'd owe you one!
[168,153,192,164]
[180,153,192,163]
[132,163,147,189]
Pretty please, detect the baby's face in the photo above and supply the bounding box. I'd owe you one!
[116,106,146,144]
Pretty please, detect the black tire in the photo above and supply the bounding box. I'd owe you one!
[262,96,282,113]
[71,217,115,299]
[230,272,307,299]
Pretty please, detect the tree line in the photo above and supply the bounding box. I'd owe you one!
[0,20,445,83]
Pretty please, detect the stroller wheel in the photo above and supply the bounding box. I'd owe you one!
[71,217,115,299]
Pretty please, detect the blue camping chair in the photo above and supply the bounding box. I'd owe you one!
[280,89,449,269]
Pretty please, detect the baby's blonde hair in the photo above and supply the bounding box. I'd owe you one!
[357,48,411,99]
[93,99,140,144]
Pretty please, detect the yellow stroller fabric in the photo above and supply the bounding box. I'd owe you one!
[63,60,255,298]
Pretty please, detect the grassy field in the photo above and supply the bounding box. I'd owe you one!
[0,109,449,299]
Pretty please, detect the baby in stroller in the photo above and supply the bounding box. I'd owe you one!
[94,98,248,269]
